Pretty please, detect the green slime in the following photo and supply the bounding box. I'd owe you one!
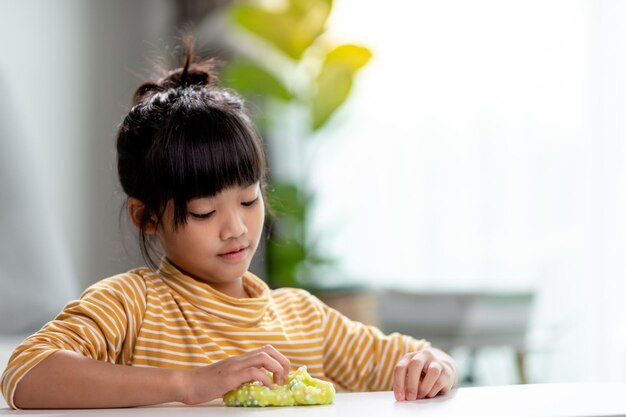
[223,366,335,407]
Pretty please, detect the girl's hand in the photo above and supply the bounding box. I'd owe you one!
[392,347,457,401]
[177,344,290,405]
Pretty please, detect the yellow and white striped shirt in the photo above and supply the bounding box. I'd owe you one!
[1,259,426,409]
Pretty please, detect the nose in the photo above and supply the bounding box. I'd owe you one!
[219,208,247,240]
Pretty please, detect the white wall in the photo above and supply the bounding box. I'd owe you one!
[308,0,626,382]
[0,0,173,332]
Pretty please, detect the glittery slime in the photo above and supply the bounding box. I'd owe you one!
[223,366,335,407]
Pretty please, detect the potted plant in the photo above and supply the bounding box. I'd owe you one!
[221,0,377,324]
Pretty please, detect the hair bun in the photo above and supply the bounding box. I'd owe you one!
[161,34,219,89]
[181,69,210,86]
[161,63,216,89]
[131,35,220,106]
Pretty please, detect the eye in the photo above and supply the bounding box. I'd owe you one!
[189,211,215,219]
[242,196,259,207]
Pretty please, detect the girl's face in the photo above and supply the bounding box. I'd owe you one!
[157,182,265,298]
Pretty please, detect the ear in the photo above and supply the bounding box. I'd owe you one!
[128,197,158,234]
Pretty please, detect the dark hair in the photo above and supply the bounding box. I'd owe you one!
[117,38,267,269]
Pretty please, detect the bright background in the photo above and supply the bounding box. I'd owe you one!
[2,0,626,386]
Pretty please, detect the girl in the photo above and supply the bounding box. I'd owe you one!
[0,40,457,409]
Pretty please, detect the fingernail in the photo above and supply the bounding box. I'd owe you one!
[395,391,403,401]
[406,391,416,401]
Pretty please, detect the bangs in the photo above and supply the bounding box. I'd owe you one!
[147,103,265,227]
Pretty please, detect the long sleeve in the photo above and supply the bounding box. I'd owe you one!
[317,296,428,392]
[0,273,147,409]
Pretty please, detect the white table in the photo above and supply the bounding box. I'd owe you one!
[2,382,626,416]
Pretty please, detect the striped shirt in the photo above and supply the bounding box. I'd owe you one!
[1,259,426,409]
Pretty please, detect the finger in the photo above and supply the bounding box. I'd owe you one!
[259,345,290,383]
[249,345,289,384]
[246,367,274,389]
[427,371,451,398]
[405,354,428,401]
[393,354,413,401]
[426,379,445,398]
[433,363,454,396]
[240,351,285,385]
[259,352,286,385]
[418,362,443,398]
[439,382,451,395]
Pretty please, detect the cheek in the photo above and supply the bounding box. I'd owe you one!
[252,204,265,232]
[164,223,207,250]
[187,224,217,244]
[159,228,186,253]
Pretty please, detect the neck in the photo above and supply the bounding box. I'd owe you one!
[210,279,250,299]
[166,258,250,299]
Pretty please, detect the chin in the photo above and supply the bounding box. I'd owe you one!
[220,265,249,279]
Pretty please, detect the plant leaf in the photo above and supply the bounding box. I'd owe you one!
[311,44,372,130]
[267,182,306,221]
[222,61,293,101]
[231,0,331,60]
[266,229,307,288]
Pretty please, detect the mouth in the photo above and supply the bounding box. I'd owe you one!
[218,245,249,261]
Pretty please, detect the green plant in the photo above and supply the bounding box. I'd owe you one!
[223,0,371,288]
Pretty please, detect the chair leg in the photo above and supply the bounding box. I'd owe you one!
[460,348,477,385]
[515,349,528,384]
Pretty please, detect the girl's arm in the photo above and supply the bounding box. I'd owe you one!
[14,350,183,408]
[14,344,290,409]
[317,296,457,398]
[1,274,147,408]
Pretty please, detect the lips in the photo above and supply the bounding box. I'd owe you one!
[219,245,248,256]
[218,245,250,261]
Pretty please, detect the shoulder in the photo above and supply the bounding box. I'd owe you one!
[80,267,151,302]
[271,286,313,301]
[270,287,327,311]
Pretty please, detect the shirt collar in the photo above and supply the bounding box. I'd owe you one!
[156,258,270,326]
